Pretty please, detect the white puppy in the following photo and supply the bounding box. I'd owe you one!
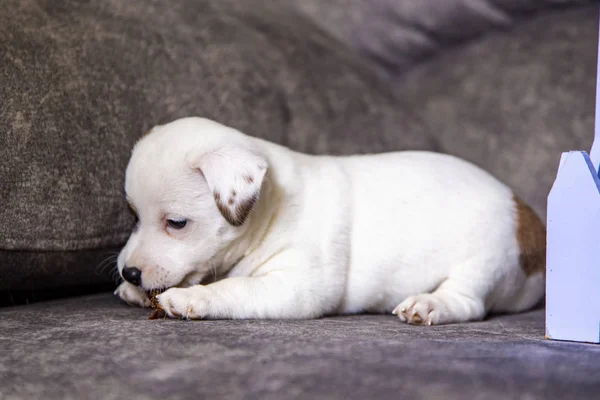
[114,117,545,325]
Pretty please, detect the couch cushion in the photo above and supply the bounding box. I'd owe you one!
[0,0,434,290]
[394,6,598,219]
[2,294,599,400]
[289,0,596,76]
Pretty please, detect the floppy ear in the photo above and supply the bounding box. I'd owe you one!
[189,146,268,227]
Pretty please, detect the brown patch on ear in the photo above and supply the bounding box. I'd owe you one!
[514,194,546,276]
[214,191,233,224]
[214,192,258,227]
[233,193,258,226]
[244,175,254,184]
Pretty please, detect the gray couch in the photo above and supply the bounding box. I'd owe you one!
[2,1,600,398]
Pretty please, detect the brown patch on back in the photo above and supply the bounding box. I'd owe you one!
[143,128,154,137]
[514,194,546,276]
[127,200,138,217]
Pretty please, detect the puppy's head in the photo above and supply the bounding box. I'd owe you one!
[117,117,268,290]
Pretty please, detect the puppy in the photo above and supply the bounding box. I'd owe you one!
[114,117,545,325]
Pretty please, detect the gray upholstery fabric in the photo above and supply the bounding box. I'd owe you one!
[0,0,433,290]
[289,0,598,76]
[395,6,598,219]
[3,3,599,398]
[2,294,599,399]
[2,0,597,292]
[1,248,121,291]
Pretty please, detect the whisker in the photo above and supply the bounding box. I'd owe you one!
[95,254,119,276]
[111,266,122,286]
[96,260,117,276]
[209,259,218,283]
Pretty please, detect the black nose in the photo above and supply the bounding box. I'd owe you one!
[122,266,142,286]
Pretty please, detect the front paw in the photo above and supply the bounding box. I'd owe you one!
[158,286,211,320]
[114,281,151,308]
[393,294,444,326]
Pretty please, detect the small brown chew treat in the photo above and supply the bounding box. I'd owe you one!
[147,289,167,320]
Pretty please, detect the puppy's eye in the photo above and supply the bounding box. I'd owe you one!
[167,219,187,230]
